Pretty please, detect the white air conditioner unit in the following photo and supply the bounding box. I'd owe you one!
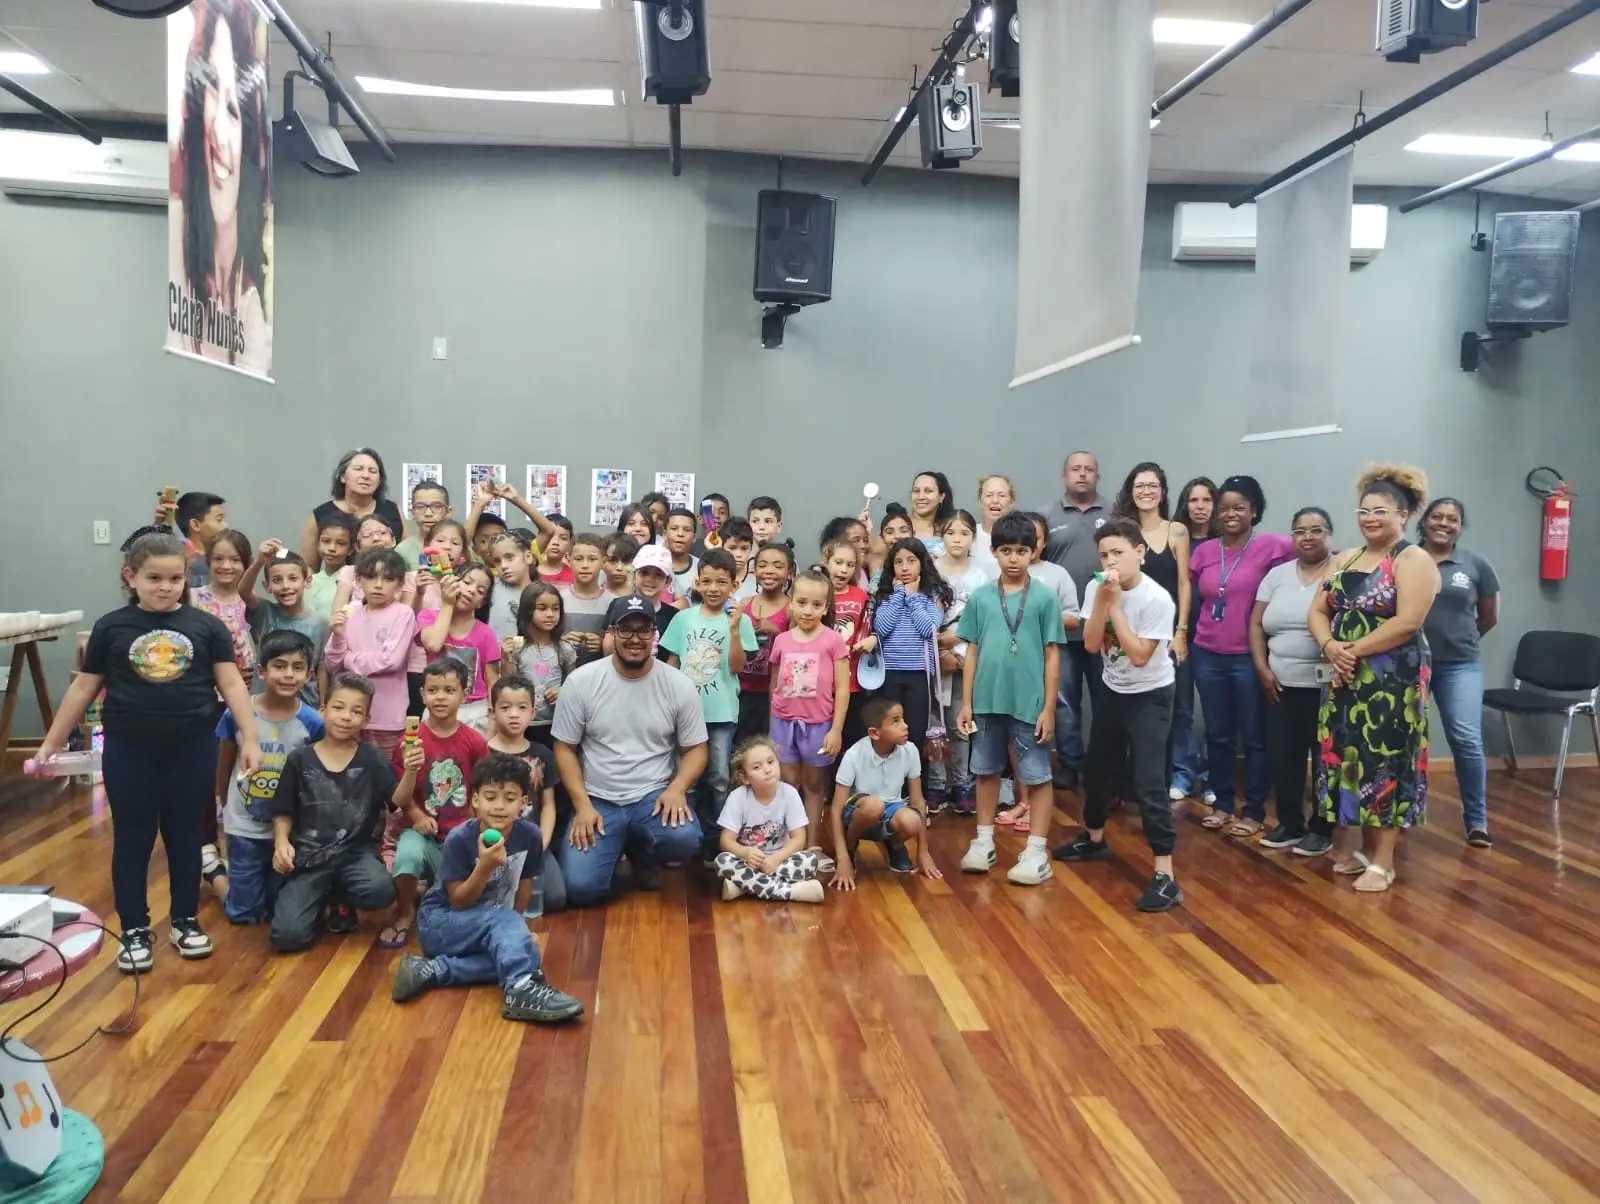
[1172,201,1389,264]
[0,130,166,207]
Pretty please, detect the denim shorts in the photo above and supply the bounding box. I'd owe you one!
[840,792,909,843]
[969,713,1052,785]
[770,715,836,766]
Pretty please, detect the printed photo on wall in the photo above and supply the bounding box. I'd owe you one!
[165,0,274,382]
[467,463,508,520]
[525,465,567,516]
[655,472,696,512]
[590,468,633,527]
[401,463,444,519]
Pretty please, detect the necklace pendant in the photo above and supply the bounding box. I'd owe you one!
[1010,637,1018,655]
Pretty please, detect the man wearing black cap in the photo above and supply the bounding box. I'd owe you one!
[550,595,709,905]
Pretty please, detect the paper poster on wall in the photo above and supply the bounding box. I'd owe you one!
[466,463,508,519]
[654,472,696,512]
[590,468,633,527]
[525,465,568,516]
[401,463,443,519]
[165,0,274,382]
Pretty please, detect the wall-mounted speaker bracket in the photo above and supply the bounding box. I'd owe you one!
[761,303,801,350]
[1460,328,1531,372]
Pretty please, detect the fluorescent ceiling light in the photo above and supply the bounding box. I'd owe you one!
[1572,51,1600,75]
[1404,132,1600,162]
[0,51,49,75]
[439,0,603,8]
[976,5,994,34]
[355,76,615,105]
[1152,18,1252,47]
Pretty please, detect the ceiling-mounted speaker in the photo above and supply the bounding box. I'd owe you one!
[1486,211,1579,333]
[987,0,1020,97]
[917,82,982,169]
[637,0,710,106]
[91,0,194,16]
[753,189,835,307]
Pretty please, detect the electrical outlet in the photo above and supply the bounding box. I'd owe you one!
[92,521,111,545]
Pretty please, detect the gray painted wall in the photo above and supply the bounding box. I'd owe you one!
[2,145,1596,756]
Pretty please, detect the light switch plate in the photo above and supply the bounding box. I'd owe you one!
[432,337,448,361]
[92,521,111,545]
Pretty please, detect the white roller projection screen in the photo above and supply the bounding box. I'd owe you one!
[1012,0,1154,387]
[1245,149,1354,441]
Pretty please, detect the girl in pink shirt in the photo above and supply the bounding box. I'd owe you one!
[417,563,502,733]
[323,548,417,752]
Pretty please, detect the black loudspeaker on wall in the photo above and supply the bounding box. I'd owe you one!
[918,82,983,169]
[753,190,836,307]
[637,0,710,105]
[987,0,1020,97]
[1487,211,1580,332]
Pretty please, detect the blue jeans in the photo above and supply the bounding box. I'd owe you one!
[1192,647,1269,821]
[224,834,277,924]
[1169,653,1208,793]
[418,905,540,989]
[557,787,704,907]
[1054,642,1103,769]
[695,722,736,845]
[1431,660,1487,831]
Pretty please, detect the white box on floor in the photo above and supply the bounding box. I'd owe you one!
[0,894,52,964]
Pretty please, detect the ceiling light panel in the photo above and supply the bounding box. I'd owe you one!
[0,51,49,75]
[1404,133,1600,162]
[355,77,615,105]
[1572,51,1600,75]
[1152,18,1252,48]
[438,0,603,8]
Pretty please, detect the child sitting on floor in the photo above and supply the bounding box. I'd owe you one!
[390,753,584,1024]
[829,697,941,890]
[714,736,824,904]
[269,673,399,951]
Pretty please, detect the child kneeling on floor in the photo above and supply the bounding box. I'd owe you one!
[714,736,825,904]
[391,753,584,1024]
[269,673,400,951]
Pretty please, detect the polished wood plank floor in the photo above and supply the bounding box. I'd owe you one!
[4,767,1600,1203]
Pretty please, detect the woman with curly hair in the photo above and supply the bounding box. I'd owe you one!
[1309,464,1440,892]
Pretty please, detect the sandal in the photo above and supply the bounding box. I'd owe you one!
[1332,851,1372,876]
[1011,802,1032,834]
[378,924,411,949]
[995,807,1019,827]
[1353,864,1395,893]
[1200,811,1230,830]
[1224,818,1262,839]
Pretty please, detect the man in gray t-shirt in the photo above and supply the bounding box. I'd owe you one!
[1039,450,1106,784]
[550,594,709,905]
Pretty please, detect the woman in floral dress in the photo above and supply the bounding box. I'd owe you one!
[1309,465,1440,893]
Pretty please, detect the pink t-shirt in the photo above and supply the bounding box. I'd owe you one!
[323,601,416,732]
[1189,532,1294,655]
[416,610,501,701]
[769,627,849,724]
[538,563,575,587]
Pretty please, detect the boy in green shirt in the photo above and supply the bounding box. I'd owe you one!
[955,512,1066,885]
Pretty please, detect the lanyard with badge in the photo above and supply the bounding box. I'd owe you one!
[1211,533,1253,623]
[997,576,1031,654]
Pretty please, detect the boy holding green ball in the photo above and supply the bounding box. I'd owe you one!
[390,752,583,1024]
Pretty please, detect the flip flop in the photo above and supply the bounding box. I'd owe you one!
[1012,803,1032,834]
[1332,851,1372,876]
[378,924,411,949]
[1224,818,1263,839]
[996,806,1020,827]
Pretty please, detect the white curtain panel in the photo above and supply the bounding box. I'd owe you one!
[1012,0,1155,387]
[1244,148,1354,441]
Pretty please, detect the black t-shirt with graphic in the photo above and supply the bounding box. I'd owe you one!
[271,743,397,869]
[82,603,236,741]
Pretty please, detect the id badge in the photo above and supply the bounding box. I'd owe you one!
[1211,598,1226,622]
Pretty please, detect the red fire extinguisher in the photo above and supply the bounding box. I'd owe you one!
[1527,468,1573,582]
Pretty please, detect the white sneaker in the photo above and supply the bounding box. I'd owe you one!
[169,917,213,959]
[788,880,825,904]
[1007,848,1053,886]
[117,927,154,974]
[1168,786,1187,802]
[807,845,837,875]
[721,879,744,901]
[960,839,997,874]
[1202,789,1217,806]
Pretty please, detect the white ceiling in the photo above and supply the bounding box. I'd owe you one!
[3,0,1600,200]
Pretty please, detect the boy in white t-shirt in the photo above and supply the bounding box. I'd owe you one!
[715,735,824,903]
[1053,518,1183,913]
[828,697,941,890]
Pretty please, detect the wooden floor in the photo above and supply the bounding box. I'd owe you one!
[5,770,1600,1203]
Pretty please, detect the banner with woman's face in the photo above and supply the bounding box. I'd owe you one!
[165,0,274,382]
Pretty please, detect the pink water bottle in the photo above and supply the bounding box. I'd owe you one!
[24,751,100,777]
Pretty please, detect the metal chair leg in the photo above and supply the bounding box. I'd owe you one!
[1501,710,1518,773]
[1590,708,1600,761]
[1552,713,1575,801]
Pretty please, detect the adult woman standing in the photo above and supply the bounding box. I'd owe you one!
[1310,465,1439,892]
[909,472,956,558]
[971,474,1016,562]
[1112,463,1191,640]
[1189,476,1294,836]
[1170,478,1219,803]
[1417,498,1498,848]
[1249,507,1339,856]
[297,448,403,566]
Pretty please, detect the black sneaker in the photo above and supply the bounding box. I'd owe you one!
[1136,872,1184,913]
[1259,825,1301,850]
[1052,831,1111,862]
[169,917,213,960]
[883,840,914,873]
[502,973,584,1024]
[324,902,358,934]
[391,955,442,1003]
[1292,832,1333,858]
[1466,828,1493,849]
[1052,767,1079,791]
[117,926,154,974]
[632,862,663,892]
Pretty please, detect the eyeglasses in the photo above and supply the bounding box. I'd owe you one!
[414,502,448,514]
[1355,507,1397,519]
[1291,527,1327,537]
[1133,484,1162,493]
[614,626,654,643]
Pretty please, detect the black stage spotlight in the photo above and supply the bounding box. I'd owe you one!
[275,71,358,177]
[1378,0,1477,64]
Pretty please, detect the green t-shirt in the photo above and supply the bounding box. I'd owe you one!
[661,606,759,725]
[956,580,1066,724]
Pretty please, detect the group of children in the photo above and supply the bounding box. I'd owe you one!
[32,469,1187,1027]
